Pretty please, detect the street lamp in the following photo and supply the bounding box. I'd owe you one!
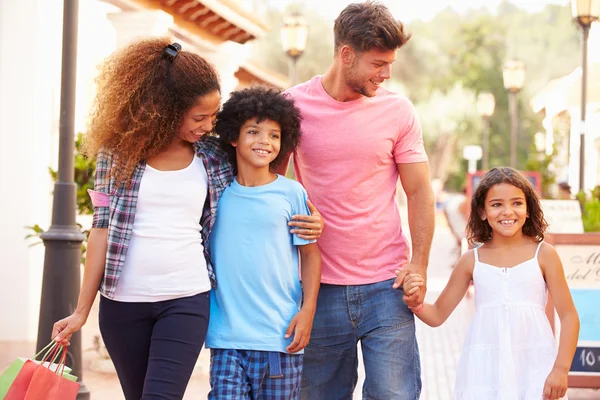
[476,92,495,170]
[281,11,308,86]
[571,0,600,191]
[503,59,526,168]
[36,0,89,398]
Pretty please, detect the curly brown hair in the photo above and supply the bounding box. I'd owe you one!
[467,167,548,245]
[84,37,220,184]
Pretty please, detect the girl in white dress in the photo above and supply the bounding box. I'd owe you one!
[402,167,580,400]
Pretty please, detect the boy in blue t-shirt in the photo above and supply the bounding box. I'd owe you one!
[206,86,322,399]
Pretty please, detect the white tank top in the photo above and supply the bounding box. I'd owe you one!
[112,155,211,302]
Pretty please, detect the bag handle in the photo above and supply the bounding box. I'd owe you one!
[33,340,57,361]
[55,349,68,377]
[40,343,63,367]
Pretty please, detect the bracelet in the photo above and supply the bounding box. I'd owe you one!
[409,303,424,314]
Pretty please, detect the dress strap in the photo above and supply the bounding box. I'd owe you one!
[473,246,480,262]
[534,241,543,259]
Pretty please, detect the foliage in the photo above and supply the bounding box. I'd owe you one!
[524,145,558,199]
[48,133,95,215]
[26,133,94,263]
[577,186,600,232]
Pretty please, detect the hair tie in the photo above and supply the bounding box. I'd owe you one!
[163,42,182,62]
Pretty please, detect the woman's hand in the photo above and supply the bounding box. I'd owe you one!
[289,200,324,240]
[51,312,87,346]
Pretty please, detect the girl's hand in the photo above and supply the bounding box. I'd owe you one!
[543,366,568,399]
[51,312,87,346]
[289,200,324,240]
[397,272,424,296]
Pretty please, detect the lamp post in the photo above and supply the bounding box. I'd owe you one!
[281,11,308,86]
[36,0,89,398]
[502,59,526,169]
[571,0,600,191]
[476,92,495,170]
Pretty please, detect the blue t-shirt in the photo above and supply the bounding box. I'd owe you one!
[206,175,314,353]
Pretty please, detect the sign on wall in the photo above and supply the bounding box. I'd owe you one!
[551,236,600,386]
[540,200,584,234]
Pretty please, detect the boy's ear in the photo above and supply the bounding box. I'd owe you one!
[230,140,237,148]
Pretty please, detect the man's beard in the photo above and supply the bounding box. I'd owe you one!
[345,63,376,98]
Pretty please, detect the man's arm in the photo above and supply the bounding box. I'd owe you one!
[393,161,435,306]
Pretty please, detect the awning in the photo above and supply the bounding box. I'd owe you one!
[117,0,268,44]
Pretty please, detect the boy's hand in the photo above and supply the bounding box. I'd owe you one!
[543,367,568,399]
[285,309,314,353]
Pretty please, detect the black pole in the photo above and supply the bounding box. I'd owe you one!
[482,116,490,170]
[579,24,590,192]
[36,0,89,398]
[509,91,519,168]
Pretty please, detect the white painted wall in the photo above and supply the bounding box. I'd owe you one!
[0,0,119,341]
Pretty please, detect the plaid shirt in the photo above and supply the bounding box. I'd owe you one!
[91,136,233,299]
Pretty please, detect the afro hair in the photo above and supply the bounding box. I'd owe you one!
[215,86,302,173]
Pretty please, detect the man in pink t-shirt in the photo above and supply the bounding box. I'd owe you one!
[280,2,435,399]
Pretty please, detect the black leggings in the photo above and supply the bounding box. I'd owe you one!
[99,292,210,400]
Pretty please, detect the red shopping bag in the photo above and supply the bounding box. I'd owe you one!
[4,342,60,400]
[24,346,80,400]
[4,360,39,400]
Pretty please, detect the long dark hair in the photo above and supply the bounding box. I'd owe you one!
[467,167,548,245]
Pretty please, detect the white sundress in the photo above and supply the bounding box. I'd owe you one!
[453,242,562,400]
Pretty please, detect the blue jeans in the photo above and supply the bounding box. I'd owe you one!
[301,278,421,400]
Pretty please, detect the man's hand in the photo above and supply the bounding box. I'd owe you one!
[285,309,315,353]
[289,200,324,240]
[393,263,427,307]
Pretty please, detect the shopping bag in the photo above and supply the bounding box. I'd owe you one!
[24,349,79,400]
[4,360,39,400]
[2,342,60,400]
[0,359,27,399]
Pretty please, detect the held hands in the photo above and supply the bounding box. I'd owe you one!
[393,263,427,307]
[543,367,568,399]
[285,308,315,354]
[51,312,87,347]
[289,200,324,240]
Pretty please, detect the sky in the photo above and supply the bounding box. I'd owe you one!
[241,0,570,21]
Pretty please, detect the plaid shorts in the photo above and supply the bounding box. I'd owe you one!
[208,349,303,400]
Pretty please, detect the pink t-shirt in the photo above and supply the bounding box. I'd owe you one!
[286,76,428,285]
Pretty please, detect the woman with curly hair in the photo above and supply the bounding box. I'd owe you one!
[206,86,321,399]
[49,39,322,399]
[402,167,579,400]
